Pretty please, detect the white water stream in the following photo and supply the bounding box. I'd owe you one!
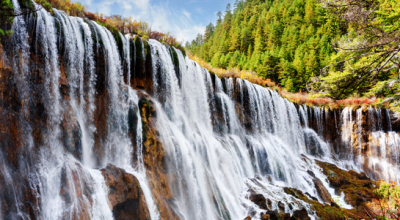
[2,1,400,219]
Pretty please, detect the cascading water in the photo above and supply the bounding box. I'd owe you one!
[300,105,400,182]
[0,1,159,219]
[146,40,356,219]
[1,1,400,219]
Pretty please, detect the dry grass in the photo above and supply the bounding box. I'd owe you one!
[35,0,183,48]
[335,98,378,106]
[280,91,378,108]
[279,91,333,106]
[188,53,277,88]
[189,52,379,108]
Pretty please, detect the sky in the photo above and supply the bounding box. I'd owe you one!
[79,0,236,43]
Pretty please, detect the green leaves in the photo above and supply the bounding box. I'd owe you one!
[187,0,341,93]
[312,0,400,105]
[374,0,400,32]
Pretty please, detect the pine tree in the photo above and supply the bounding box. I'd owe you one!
[216,11,223,26]
[187,0,343,92]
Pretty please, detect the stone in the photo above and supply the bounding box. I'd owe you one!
[313,178,332,203]
[292,208,310,220]
[249,193,269,210]
[61,106,82,161]
[331,201,340,208]
[101,164,150,220]
[264,211,279,220]
[307,170,316,178]
[305,192,318,201]
[139,95,180,220]
[279,213,291,220]
[261,214,270,220]
[278,201,285,211]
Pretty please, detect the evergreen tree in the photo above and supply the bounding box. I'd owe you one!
[187,0,345,92]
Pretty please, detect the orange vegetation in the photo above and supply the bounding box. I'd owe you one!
[47,0,85,16]
[188,52,276,88]
[36,0,183,49]
[280,91,378,108]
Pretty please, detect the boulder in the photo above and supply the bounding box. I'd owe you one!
[101,164,150,220]
[262,211,278,220]
[305,192,318,201]
[292,208,310,220]
[59,162,92,220]
[249,193,269,210]
[261,214,270,220]
[278,201,285,211]
[313,178,331,203]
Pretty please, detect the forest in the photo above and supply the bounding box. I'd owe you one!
[186,0,400,111]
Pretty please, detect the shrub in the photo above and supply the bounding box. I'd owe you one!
[372,181,400,219]
[31,0,183,50]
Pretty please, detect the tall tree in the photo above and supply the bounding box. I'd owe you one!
[187,0,344,92]
[311,0,400,100]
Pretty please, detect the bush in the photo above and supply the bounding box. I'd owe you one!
[30,0,183,50]
[372,181,400,219]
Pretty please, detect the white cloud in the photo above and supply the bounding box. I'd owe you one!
[182,10,191,19]
[83,0,205,42]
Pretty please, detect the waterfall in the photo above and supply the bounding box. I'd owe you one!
[2,2,400,219]
[325,106,400,181]
[1,1,159,219]
[147,41,353,219]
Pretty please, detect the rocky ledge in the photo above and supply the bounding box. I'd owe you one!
[101,164,150,220]
[246,160,382,220]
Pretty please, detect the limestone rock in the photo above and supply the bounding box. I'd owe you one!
[278,201,285,211]
[313,178,331,203]
[249,193,270,210]
[292,208,310,220]
[261,214,270,220]
[101,164,150,220]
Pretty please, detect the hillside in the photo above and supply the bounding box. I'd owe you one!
[187,0,400,112]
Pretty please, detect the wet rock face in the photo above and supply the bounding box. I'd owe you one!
[316,161,378,210]
[249,193,270,210]
[292,208,310,220]
[61,106,83,161]
[312,178,331,204]
[101,164,151,220]
[131,37,153,94]
[392,118,400,132]
[247,190,311,220]
[59,162,93,220]
[139,95,180,220]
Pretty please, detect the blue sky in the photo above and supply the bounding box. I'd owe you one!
[80,0,236,43]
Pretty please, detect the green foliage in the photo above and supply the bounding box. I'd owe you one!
[0,0,14,18]
[0,0,15,41]
[374,181,400,219]
[311,0,400,105]
[375,182,400,201]
[186,0,343,92]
